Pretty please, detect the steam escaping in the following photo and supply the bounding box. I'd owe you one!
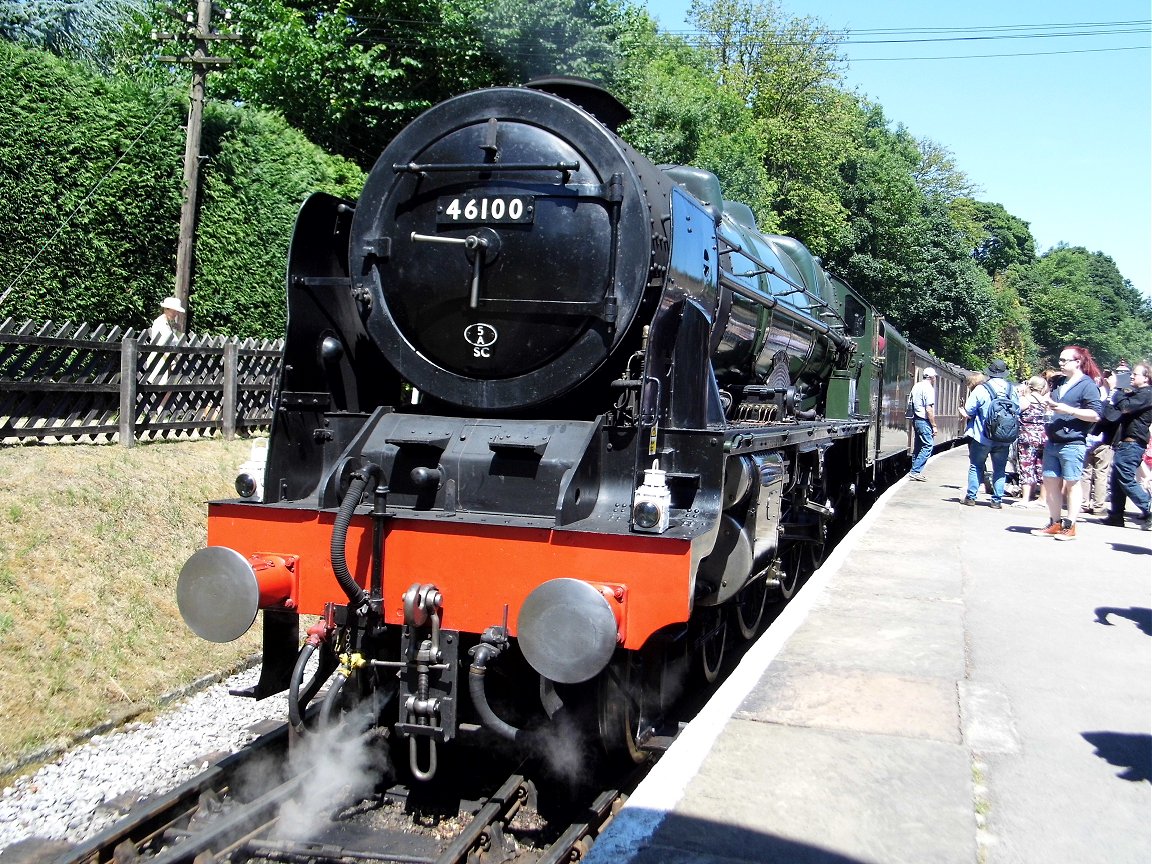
[528,711,592,789]
[271,698,391,843]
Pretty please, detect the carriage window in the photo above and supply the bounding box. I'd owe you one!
[844,295,866,338]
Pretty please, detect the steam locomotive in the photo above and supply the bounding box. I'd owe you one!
[176,78,965,779]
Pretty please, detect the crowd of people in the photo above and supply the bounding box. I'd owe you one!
[909,347,1152,539]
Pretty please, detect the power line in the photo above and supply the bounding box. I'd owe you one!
[657,19,1151,39]
[339,17,1150,61]
[817,20,1151,34]
[846,44,1150,62]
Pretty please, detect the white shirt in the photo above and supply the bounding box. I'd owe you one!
[150,313,181,343]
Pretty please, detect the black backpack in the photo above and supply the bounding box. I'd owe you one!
[982,382,1020,443]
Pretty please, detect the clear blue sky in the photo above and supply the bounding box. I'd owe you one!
[644,0,1152,300]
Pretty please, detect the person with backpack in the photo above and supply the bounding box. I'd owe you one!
[960,359,1020,509]
[1035,345,1104,540]
[907,367,938,481]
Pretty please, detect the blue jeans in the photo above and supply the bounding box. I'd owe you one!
[911,417,934,473]
[1110,440,1151,517]
[967,439,1010,502]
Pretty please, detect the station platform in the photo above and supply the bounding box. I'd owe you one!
[588,446,1151,864]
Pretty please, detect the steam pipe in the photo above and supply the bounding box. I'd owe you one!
[467,643,523,742]
[331,465,381,612]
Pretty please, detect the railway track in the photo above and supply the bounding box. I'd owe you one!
[47,722,631,864]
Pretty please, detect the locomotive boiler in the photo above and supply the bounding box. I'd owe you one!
[176,78,908,778]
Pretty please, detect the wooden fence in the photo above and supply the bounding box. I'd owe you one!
[0,319,283,446]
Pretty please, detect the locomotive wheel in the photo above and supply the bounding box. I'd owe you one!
[773,549,802,601]
[596,658,646,764]
[695,606,727,683]
[733,576,769,640]
[776,539,823,601]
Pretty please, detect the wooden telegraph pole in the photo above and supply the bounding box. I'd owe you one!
[154,1,237,332]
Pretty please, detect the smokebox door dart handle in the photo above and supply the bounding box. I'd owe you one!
[411,232,489,308]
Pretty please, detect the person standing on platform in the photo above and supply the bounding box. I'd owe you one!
[1016,376,1049,508]
[1101,362,1152,530]
[1035,345,1103,540]
[961,359,1017,509]
[908,367,937,481]
[1080,408,1114,516]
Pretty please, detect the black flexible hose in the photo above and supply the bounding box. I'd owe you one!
[319,670,349,730]
[331,465,380,609]
[468,644,522,742]
[287,642,317,733]
[288,642,338,734]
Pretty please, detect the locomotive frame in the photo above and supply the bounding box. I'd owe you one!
[176,78,967,779]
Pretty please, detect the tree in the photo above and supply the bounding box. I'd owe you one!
[833,103,994,362]
[1019,245,1152,365]
[0,40,363,335]
[0,0,146,68]
[122,0,508,168]
[911,137,977,203]
[686,0,854,254]
[969,270,1038,375]
[616,39,779,228]
[950,199,1036,277]
[479,0,628,83]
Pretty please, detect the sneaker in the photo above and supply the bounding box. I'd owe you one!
[909,473,927,482]
[1141,512,1152,532]
[990,501,1002,509]
[1100,514,1125,527]
[1034,520,1063,536]
[1055,522,1077,541]
[961,497,976,506]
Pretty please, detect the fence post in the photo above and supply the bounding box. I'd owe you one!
[120,336,138,448]
[223,340,237,440]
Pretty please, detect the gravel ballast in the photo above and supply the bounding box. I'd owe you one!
[0,667,287,852]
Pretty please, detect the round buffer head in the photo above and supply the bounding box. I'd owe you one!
[517,578,618,684]
[177,546,260,643]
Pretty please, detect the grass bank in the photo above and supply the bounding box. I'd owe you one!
[0,437,265,767]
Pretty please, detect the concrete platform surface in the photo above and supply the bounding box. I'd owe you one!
[589,446,1151,864]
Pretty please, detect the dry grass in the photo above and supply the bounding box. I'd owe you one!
[0,436,265,765]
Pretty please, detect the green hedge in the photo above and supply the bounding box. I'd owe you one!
[0,42,364,337]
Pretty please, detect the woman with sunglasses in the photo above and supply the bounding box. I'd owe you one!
[1036,346,1104,540]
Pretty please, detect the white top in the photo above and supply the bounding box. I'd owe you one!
[149,313,181,344]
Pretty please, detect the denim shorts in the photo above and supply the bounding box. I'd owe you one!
[1042,441,1087,481]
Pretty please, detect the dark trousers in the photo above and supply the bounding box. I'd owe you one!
[1110,440,1151,517]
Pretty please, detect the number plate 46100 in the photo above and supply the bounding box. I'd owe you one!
[437,195,534,224]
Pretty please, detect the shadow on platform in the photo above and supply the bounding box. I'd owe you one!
[1081,731,1152,783]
